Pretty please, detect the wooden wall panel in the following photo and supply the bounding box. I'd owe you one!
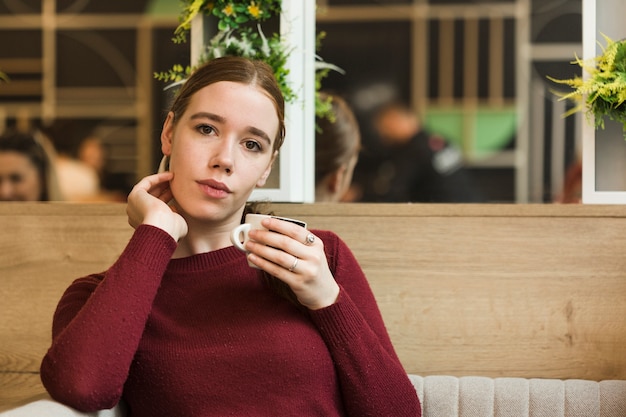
[273,203,626,380]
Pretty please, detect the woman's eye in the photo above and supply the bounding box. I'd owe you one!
[244,140,262,152]
[197,125,215,135]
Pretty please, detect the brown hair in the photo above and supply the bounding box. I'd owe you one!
[314,92,361,184]
[168,56,286,152]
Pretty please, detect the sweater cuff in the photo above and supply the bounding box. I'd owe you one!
[122,224,177,272]
[307,287,367,347]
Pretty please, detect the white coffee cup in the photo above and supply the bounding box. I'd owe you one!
[230,213,307,267]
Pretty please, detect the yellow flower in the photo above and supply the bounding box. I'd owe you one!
[547,34,626,135]
[223,4,235,17]
[248,2,262,19]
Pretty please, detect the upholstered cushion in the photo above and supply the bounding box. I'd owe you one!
[0,399,122,417]
[408,375,626,417]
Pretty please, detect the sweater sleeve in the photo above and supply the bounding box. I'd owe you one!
[40,225,177,412]
[308,231,421,417]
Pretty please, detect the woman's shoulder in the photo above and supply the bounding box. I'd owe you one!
[66,272,106,291]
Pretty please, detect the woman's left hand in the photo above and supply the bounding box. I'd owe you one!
[245,218,339,310]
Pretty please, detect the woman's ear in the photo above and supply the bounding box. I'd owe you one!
[161,111,175,156]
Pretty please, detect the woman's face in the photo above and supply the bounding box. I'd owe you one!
[0,151,43,201]
[161,81,279,223]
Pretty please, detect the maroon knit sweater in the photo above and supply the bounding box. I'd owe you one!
[40,225,421,416]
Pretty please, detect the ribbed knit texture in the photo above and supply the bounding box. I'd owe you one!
[40,225,421,417]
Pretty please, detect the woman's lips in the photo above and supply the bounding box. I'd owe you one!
[197,179,231,199]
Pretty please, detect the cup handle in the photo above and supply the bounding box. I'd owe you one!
[230,223,251,252]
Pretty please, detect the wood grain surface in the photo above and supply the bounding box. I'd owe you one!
[1,202,625,410]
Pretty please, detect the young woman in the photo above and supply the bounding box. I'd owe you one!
[0,129,63,201]
[40,56,421,417]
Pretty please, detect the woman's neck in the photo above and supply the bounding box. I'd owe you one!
[172,213,242,258]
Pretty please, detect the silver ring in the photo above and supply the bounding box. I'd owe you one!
[288,256,299,272]
[305,233,315,245]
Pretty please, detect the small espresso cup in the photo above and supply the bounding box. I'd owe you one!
[230,213,307,267]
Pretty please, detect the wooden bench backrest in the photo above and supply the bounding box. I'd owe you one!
[1,203,625,407]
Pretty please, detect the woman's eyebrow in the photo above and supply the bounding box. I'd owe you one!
[247,126,272,146]
[190,112,224,123]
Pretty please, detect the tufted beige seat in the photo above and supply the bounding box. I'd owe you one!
[409,375,626,417]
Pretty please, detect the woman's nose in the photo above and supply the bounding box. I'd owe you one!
[210,139,235,173]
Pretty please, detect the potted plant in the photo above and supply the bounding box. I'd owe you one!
[548,34,626,138]
[154,0,342,122]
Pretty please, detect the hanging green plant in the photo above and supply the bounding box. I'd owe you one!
[154,0,343,122]
[172,0,281,43]
[547,34,626,138]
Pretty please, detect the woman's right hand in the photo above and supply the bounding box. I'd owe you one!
[126,172,188,241]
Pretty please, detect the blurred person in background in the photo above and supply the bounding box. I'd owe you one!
[0,129,63,201]
[40,120,101,202]
[352,101,484,203]
[78,136,106,177]
[78,135,127,202]
[314,92,361,202]
[554,157,582,204]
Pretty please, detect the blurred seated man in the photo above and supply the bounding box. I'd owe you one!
[353,102,485,203]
